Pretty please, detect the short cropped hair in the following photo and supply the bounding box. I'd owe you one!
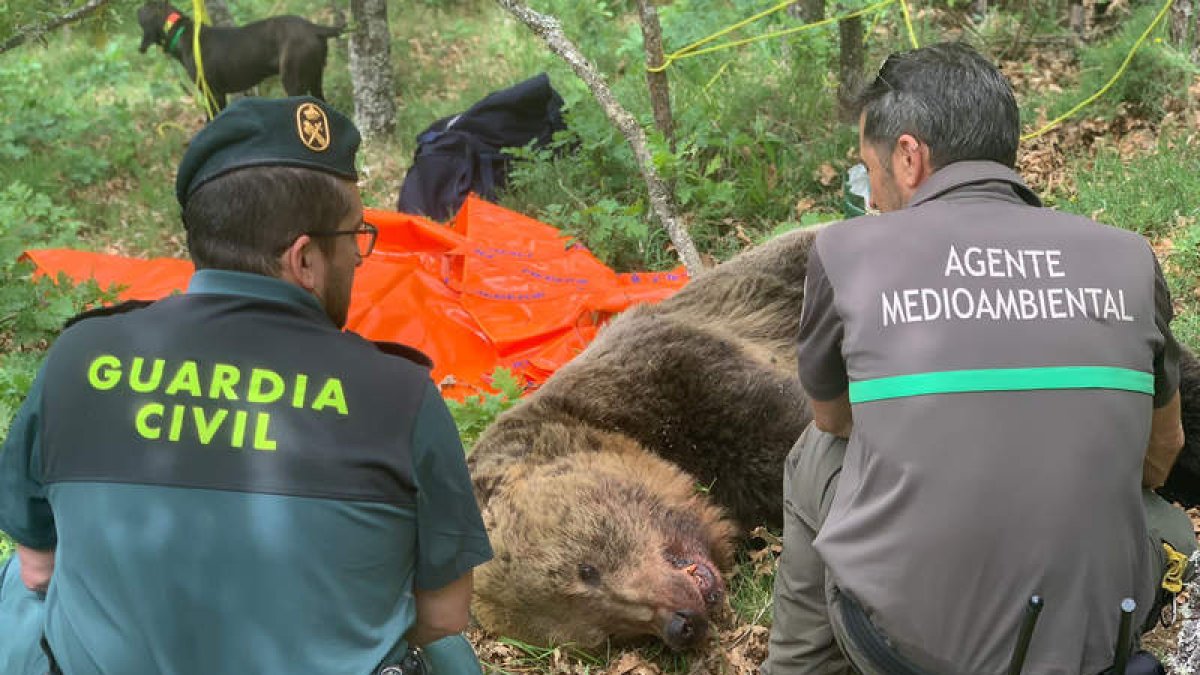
[183,166,358,275]
[852,42,1020,169]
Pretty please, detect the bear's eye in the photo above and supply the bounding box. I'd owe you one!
[577,563,601,585]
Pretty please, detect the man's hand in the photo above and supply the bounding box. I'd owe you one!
[17,545,54,593]
[1144,389,1184,489]
[405,571,473,647]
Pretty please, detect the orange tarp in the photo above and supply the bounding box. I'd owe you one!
[24,196,688,399]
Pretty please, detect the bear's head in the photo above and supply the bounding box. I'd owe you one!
[472,435,736,651]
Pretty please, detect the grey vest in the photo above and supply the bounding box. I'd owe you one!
[804,162,1174,674]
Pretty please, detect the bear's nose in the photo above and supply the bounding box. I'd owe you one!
[664,609,707,650]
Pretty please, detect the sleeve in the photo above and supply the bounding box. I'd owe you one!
[0,367,56,550]
[797,240,849,401]
[410,383,493,591]
[1151,252,1180,408]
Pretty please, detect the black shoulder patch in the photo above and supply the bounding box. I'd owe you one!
[374,340,434,369]
[63,300,156,330]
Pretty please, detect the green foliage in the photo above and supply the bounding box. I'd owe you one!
[728,535,779,627]
[1167,220,1200,350]
[1067,143,1200,240]
[1063,140,1200,351]
[0,0,125,51]
[1066,5,1197,120]
[501,0,864,270]
[446,368,527,451]
[0,182,117,430]
[485,637,607,673]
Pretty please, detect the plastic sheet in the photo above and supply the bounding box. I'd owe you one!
[24,196,689,399]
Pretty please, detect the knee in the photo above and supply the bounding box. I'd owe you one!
[421,634,482,675]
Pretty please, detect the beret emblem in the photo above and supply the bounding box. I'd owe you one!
[296,102,331,152]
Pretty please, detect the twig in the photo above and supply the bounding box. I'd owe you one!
[0,0,114,55]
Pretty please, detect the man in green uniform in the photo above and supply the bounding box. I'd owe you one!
[762,43,1196,674]
[0,96,493,674]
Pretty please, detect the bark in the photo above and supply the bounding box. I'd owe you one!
[1068,0,1087,39]
[1168,0,1197,61]
[1166,552,1200,671]
[972,0,987,17]
[0,0,112,55]
[837,14,864,122]
[204,0,236,28]
[790,0,824,23]
[495,0,705,275]
[348,0,396,138]
[636,0,674,151]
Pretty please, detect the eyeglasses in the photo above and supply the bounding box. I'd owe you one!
[306,221,378,257]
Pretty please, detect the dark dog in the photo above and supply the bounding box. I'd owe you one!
[137,1,342,114]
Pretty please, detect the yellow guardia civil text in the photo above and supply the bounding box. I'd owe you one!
[86,355,349,451]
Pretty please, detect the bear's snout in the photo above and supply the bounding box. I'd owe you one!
[664,609,707,650]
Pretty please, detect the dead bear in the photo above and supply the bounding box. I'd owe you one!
[468,225,1200,651]
[468,227,817,650]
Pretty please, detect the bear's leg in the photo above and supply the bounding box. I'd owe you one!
[762,424,853,675]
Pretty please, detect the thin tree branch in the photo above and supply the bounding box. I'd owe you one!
[0,0,114,55]
[495,0,706,275]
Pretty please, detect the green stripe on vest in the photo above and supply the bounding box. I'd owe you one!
[849,366,1154,403]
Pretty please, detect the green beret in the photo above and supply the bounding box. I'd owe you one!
[176,96,361,207]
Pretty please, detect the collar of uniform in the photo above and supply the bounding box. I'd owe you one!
[906,160,1041,210]
[187,269,326,316]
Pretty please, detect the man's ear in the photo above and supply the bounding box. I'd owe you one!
[892,133,931,191]
[279,235,320,292]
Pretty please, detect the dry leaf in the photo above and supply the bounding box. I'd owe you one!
[815,163,839,187]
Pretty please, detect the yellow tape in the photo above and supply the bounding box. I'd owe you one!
[649,0,899,73]
[898,0,919,49]
[1020,0,1175,142]
[191,0,219,118]
[645,0,1164,146]
[1162,542,1189,594]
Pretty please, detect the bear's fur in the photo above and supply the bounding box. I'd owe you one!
[468,228,817,649]
[1158,347,1200,508]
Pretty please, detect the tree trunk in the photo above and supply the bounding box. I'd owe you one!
[636,0,674,151]
[972,0,987,17]
[348,0,396,138]
[790,0,824,22]
[1068,0,1087,39]
[1167,552,1200,670]
[494,0,706,275]
[837,14,864,121]
[1168,0,1197,61]
[204,0,235,28]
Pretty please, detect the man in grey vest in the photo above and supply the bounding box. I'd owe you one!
[762,42,1197,675]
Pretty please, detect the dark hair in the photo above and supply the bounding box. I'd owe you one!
[852,42,1019,169]
[182,166,358,275]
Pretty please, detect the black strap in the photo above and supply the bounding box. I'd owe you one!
[40,636,63,675]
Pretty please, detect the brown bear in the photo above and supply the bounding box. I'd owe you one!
[468,227,818,650]
[468,225,1200,651]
